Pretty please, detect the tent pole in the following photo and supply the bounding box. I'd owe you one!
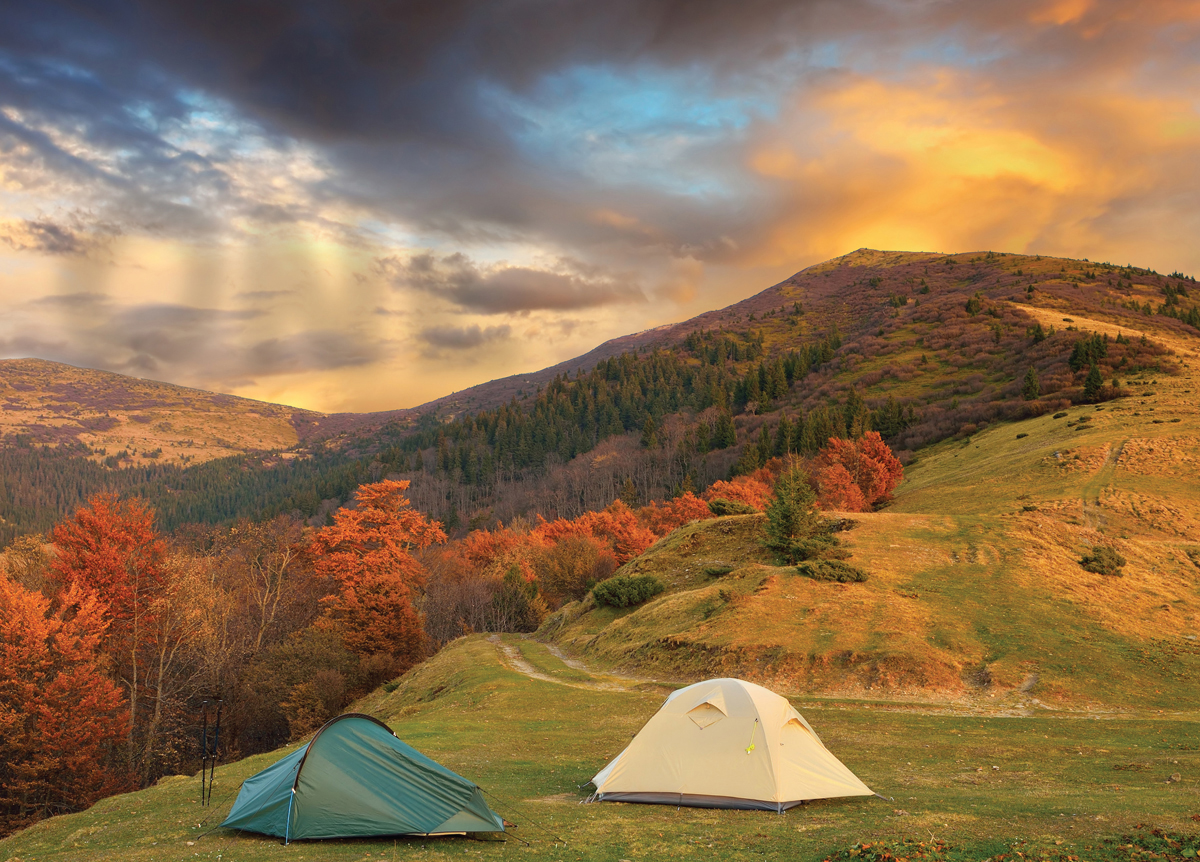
[283,788,295,846]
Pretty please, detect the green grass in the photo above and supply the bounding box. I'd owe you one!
[4,636,1197,862]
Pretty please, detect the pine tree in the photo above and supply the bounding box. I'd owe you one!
[714,411,737,449]
[1022,366,1040,400]
[762,461,824,564]
[640,416,658,448]
[1084,363,1104,401]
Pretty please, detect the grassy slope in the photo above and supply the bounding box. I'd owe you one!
[3,635,1197,862]
[539,302,1200,711]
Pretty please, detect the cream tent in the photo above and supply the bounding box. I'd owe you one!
[590,678,873,811]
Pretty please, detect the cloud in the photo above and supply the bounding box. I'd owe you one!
[0,217,113,256]
[417,323,512,351]
[377,252,645,313]
[246,330,383,375]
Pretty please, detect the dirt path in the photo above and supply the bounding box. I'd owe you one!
[488,635,657,692]
[1080,439,1126,531]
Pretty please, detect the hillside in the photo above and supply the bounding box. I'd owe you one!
[537,301,1200,709]
[1,247,1197,542]
[0,358,322,465]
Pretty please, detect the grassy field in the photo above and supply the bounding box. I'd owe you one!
[2,635,1198,862]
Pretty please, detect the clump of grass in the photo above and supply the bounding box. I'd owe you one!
[592,574,665,607]
[1016,432,1028,439]
[1053,411,1069,419]
[701,563,735,577]
[1080,545,1126,576]
[796,559,868,583]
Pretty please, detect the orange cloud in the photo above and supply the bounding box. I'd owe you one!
[740,65,1200,273]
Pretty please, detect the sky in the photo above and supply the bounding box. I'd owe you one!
[1,0,1198,413]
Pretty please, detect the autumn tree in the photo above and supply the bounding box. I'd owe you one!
[812,432,904,512]
[49,494,168,769]
[0,577,131,835]
[533,534,618,606]
[636,492,713,536]
[703,474,772,512]
[532,500,656,564]
[309,480,446,683]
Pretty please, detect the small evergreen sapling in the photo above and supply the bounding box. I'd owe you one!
[762,461,838,563]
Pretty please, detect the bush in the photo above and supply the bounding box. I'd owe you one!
[592,574,665,608]
[701,563,735,577]
[796,560,868,583]
[707,498,758,516]
[1080,545,1126,576]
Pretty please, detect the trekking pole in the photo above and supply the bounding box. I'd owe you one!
[200,700,210,806]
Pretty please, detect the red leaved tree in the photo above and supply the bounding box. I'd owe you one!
[0,577,131,835]
[702,475,772,511]
[532,500,656,564]
[309,480,446,682]
[812,432,904,512]
[50,494,168,767]
[636,492,713,537]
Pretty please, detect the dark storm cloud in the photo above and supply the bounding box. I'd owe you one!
[0,0,846,251]
[377,252,645,313]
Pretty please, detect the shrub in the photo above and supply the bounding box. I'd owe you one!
[702,563,735,576]
[707,498,758,516]
[1080,545,1126,576]
[1053,411,1068,419]
[796,560,868,583]
[592,574,665,608]
[1015,433,1028,439]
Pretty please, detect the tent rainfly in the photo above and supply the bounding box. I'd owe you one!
[590,678,873,811]
[221,713,505,842]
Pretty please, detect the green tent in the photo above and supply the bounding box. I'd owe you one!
[221,713,505,842]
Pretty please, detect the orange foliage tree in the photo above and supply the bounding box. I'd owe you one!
[532,500,656,564]
[702,475,772,511]
[49,494,168,765]
[0,577,130,834]
[309,480,445,680]
[812,432,904,512]
[636,492,713,537]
